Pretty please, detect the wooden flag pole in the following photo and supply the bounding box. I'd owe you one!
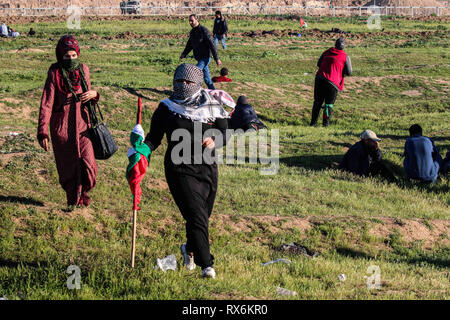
[131,209,137,268]
[131,98,142,268]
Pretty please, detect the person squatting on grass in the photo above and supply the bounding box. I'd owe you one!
[180,14,222,90]
[213,10,228,50]
[144,64,230,279]
[339,130,396,182]
[37,35,100,209]
[310,37,352,127]
[403,124,443,184]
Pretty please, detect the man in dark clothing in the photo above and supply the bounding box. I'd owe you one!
[339,130,396,182]
[180,14,222,90]
[310,37,352,127]
[403,124,442,183]
[213,10,228,50]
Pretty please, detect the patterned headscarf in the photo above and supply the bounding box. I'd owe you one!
[171,63,203,101]
[56,35,80,62]
[162,63,230,123]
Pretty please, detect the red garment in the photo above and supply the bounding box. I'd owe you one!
[300,17,305,28]
[38,63,99,206]
[212,75,232,83]
[128,154,149,211]
[317,48,347,91]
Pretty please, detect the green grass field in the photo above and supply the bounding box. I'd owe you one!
[0,15,449,300]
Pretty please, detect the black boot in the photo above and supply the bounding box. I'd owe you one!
[322,104,333,127]
[310,103,321,126]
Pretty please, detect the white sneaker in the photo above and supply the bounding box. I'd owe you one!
[201,267,216,279]
[180,244,196,271]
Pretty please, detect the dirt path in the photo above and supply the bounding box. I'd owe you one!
[3,14,449,25]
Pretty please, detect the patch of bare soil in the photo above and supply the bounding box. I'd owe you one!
[0,101,33,120]
[213,213,313,236]
[238,28,449,41]
[344,75,411,90]
[211,214,449,249]
[210,292,262,299]
[369,218,450,249]
[401,89,422,97]
[3,14,449,26]
[0,151,27,164]
[145,177,169,190]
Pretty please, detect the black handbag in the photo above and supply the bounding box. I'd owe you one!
[86,102,118,160]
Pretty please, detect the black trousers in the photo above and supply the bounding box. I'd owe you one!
[165,162,217,269]
[369,161,397,182]
[311,76,339,126]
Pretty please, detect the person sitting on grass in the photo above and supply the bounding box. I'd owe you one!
[339,130,396,182]
[212,67,232,83]
[441,151,450,175]
[403,124,442,184]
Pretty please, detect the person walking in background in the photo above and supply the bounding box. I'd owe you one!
[180,14,222,90]
[213,10,228,50]
[37,35,100,210]
[403,124,442,183]
[339,130,396,182]
[310,37,352,127]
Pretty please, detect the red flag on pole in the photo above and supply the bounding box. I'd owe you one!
[300,17,306,28]
[126,98,151,210]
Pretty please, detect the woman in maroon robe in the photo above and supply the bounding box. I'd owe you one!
[37,35,100,209]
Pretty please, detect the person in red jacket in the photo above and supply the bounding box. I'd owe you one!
[212,67,232,83]
[37,35,100,210]
[310,37,352,127]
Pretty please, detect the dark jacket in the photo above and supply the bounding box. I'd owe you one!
[144,102,228,166]
[181,24,219,62]
[213,17,228,36]
[339,140,382,176]
[317,48,352,91]
[230,101,265,131]
[403,135,442,182]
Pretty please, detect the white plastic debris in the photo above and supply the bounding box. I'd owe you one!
[276,287,297,296]
[8,132,19,136]
[338,274,346,282]
[156,254,177,272]
[261,258,292,266]
[0,296,7,300]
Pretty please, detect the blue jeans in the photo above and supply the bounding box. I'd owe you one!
[196,57,215,90]
[214,35,226,50]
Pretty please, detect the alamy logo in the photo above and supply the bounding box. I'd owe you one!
[67,5,82,30]
[365,265,381,290]
[66,265,81,290]
[367,6,382,30]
